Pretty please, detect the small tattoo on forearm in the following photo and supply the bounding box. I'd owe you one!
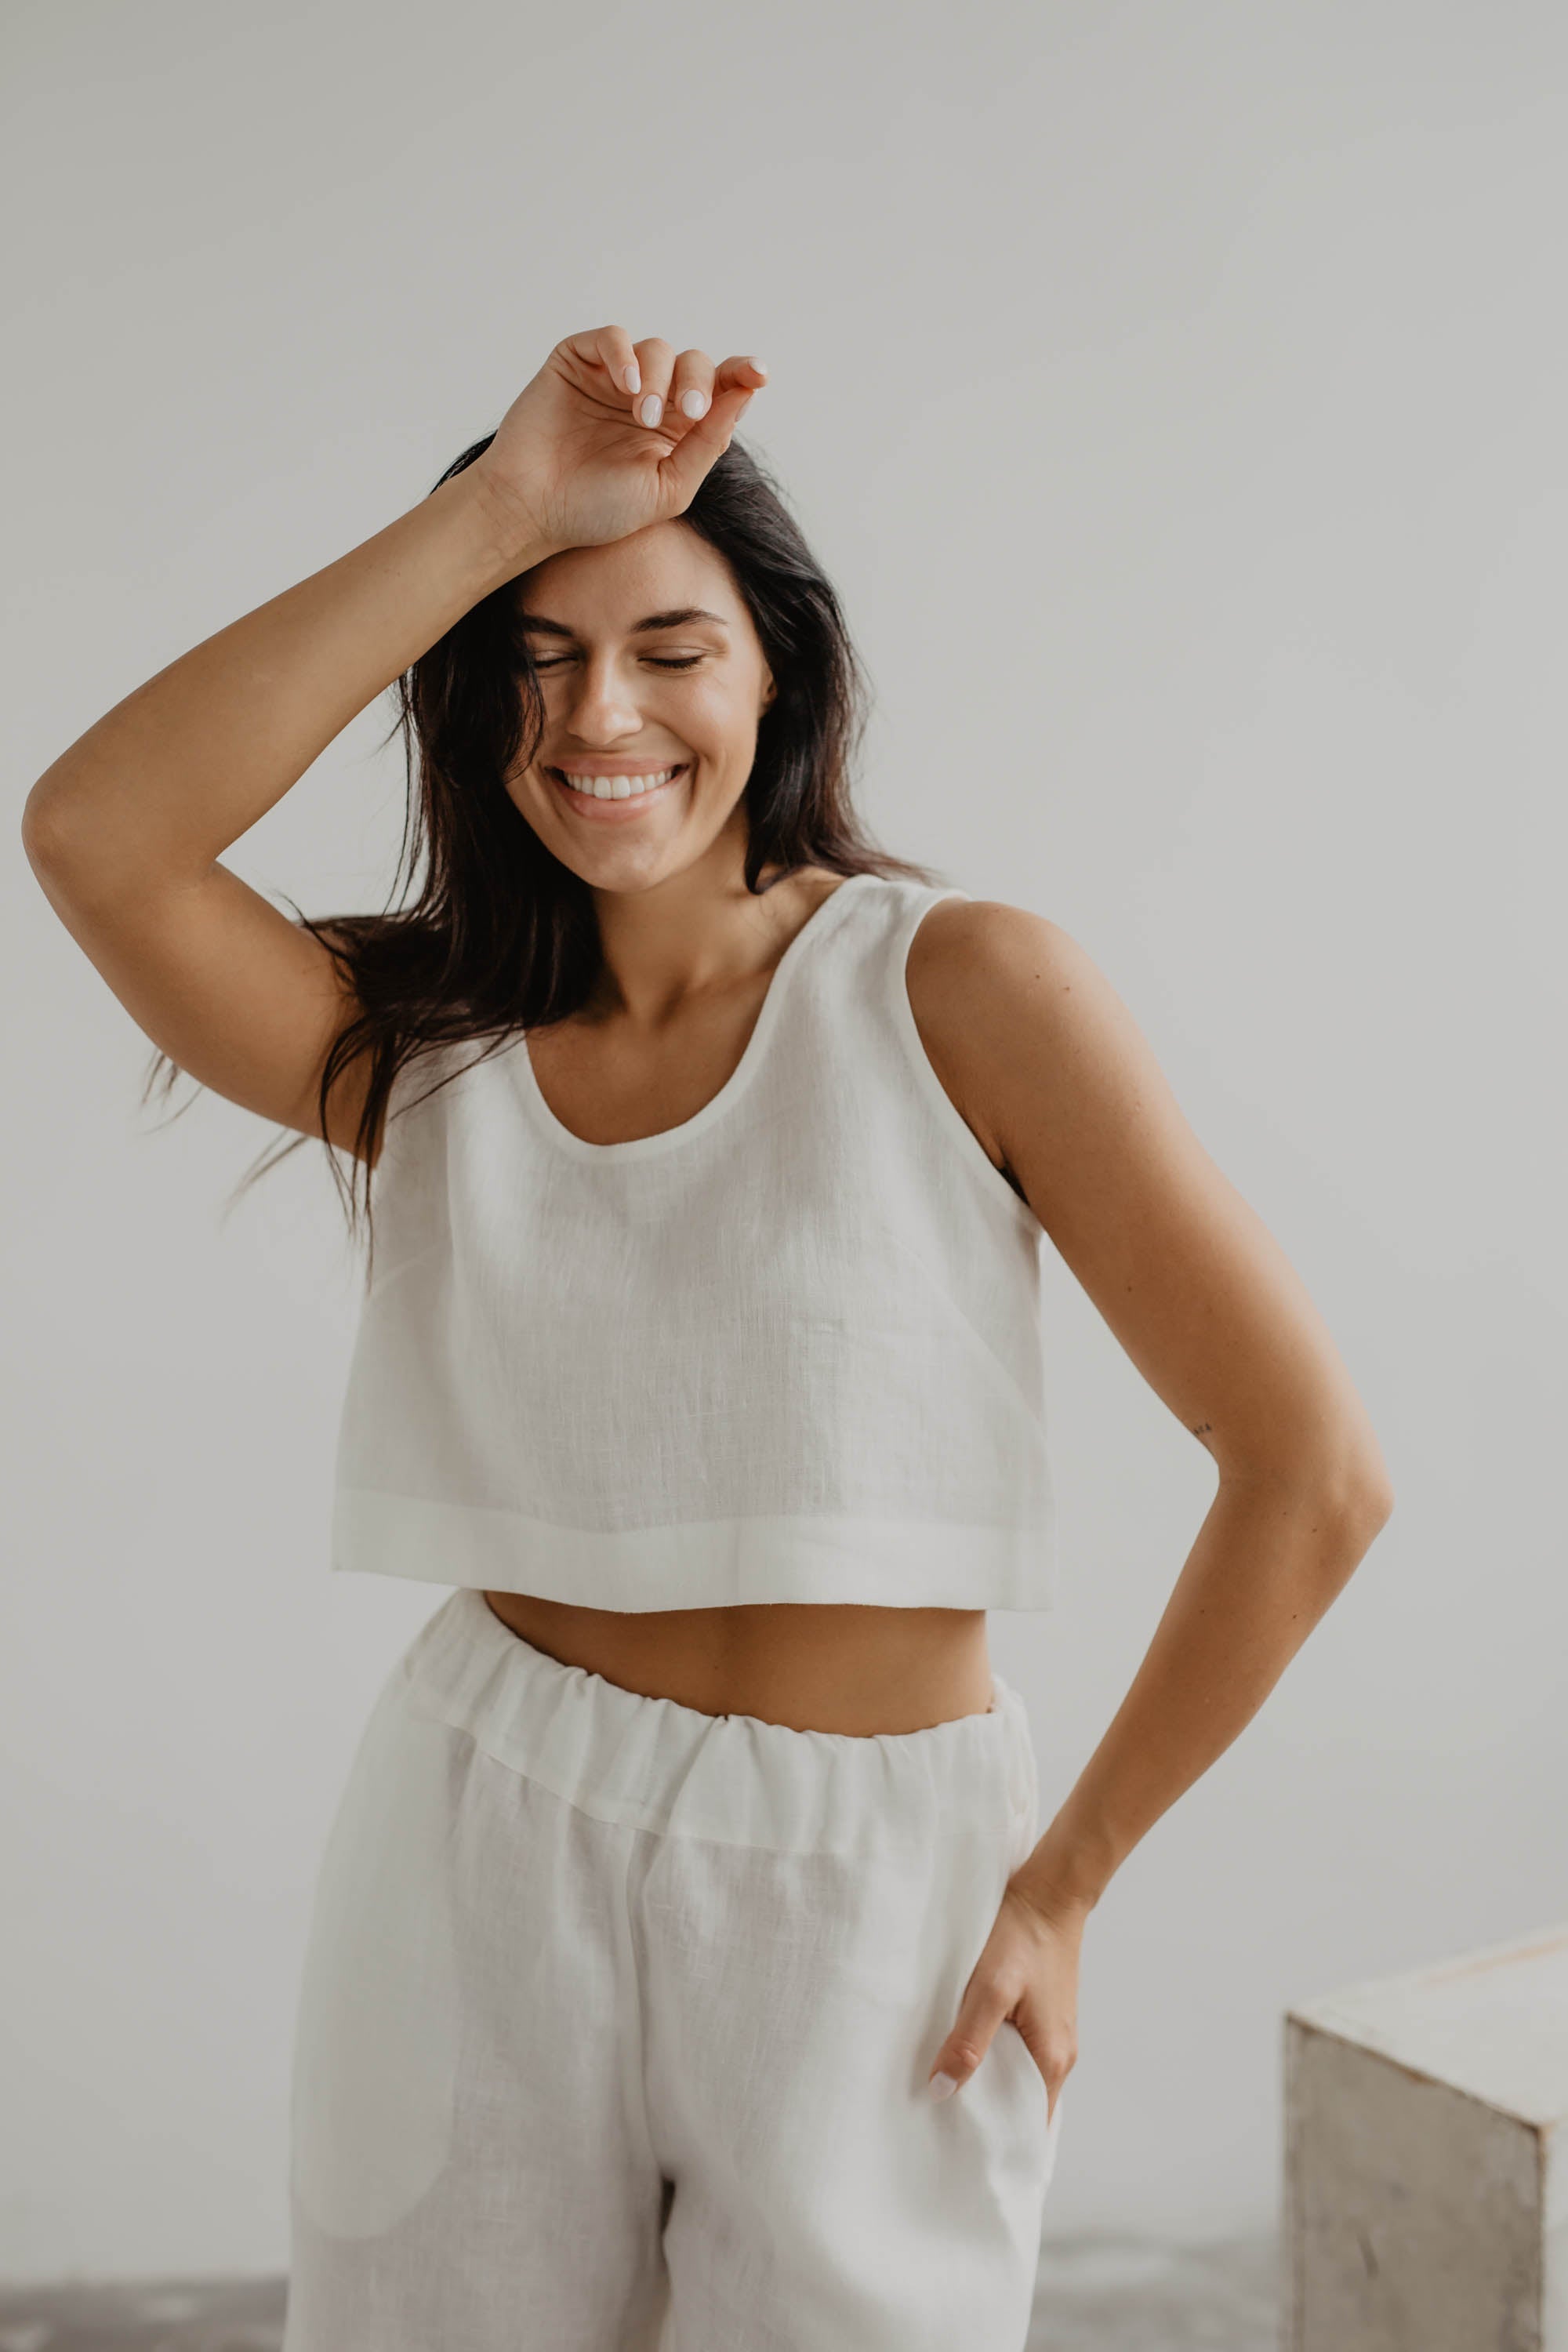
[1191,1421,1213,1437]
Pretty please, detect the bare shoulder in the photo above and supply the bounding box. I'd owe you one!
[904,896,1121,1191]
[906,895,1094,1022]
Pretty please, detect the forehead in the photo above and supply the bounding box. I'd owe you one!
[517,521,747,635]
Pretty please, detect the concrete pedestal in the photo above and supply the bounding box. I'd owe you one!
[1283,1922,1568,2350]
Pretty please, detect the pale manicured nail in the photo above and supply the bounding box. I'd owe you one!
[929,2072,959,2100]
[638,394,663,427]
[680,389,709,419]
[622,362,641,394]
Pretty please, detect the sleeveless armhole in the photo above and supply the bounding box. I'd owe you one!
[358,1033,508,1303]
[363,1034,495,1266]
[887,889,1043,1230]
[369,1037,452,1182]
[376,1031,514,1156]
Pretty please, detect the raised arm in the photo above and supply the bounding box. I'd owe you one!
[20,326,765,1163]
[21,470,539,1160]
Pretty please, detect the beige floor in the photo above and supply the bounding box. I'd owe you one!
[0,2235,1279,2350]
[1031,2234,1280,2349]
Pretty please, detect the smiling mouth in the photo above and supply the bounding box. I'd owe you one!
[546,763,688,804]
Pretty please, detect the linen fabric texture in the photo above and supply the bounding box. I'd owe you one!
[330,873,1058,1612]
[282,1589,1063,2352]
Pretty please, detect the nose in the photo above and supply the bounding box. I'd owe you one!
[561,653,643,746]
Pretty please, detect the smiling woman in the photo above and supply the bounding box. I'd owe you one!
[528,606,724,804]
[511,565,768,849]
[21,320,1391,2352]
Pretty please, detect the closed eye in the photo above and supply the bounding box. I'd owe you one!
[532,654,708,673]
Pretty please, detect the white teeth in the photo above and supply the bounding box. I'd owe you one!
[556,765,680,801]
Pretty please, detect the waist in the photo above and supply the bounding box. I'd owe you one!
[481,1589,993,1737]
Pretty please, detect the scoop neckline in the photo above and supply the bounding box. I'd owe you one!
[514,872,877,1163]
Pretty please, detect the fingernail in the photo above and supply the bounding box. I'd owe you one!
[680,389,708,419]
[638,394,663,427]
[928,2072,959,2100]
[622,363,641,394]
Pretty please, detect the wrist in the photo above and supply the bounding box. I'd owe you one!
[1014,1817,1119,1922]
[452,459,560,587]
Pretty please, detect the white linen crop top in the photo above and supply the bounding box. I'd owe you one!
[330,872,1057,1610]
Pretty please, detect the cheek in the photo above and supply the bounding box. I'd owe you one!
[679,681,764,764]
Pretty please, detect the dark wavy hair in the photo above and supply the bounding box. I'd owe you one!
[144,430,938,1269]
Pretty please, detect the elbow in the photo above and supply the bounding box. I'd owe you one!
[1354,1465,1395,1536]
[1318,1461,1396,1546]
[1316,1457,1395,1589]
[1327,1468,1393,1605]
[21,770,96,891]
[23,773,147,915]
[1336,1438,1395,1540]
[1220,1449,1395,1544]
[21,777,70,876]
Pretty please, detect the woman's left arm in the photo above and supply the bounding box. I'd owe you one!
[912,899,1394,2112]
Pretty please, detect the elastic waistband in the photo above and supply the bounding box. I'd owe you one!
[389,1588,1038,1860]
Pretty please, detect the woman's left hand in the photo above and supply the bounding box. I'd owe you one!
[927,1872,1086,2125]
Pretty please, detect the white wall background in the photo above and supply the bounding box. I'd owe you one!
[3,0,1565,2288]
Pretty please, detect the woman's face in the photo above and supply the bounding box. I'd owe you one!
[506,520,776,895]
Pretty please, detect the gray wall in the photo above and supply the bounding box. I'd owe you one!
[4,0,1564,2284]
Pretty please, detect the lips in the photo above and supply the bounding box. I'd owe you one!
[544,762,689,818]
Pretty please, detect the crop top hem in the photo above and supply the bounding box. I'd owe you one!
[332,1486,1057,1613]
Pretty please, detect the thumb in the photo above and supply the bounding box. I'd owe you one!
[658,384,757,506]
[927,1974,1010,2100]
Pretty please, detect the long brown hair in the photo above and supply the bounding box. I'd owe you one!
[143,430,938,1268]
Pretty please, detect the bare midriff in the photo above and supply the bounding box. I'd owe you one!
[480,1590,995,1736]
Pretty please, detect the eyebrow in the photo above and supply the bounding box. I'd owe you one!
[517,607,731,638]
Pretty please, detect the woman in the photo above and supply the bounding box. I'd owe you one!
[23,325,1392,2351]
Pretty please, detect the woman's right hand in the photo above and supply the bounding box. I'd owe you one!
[468,325,768,567]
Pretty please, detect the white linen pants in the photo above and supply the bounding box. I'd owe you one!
[282,1588,1062,2351]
